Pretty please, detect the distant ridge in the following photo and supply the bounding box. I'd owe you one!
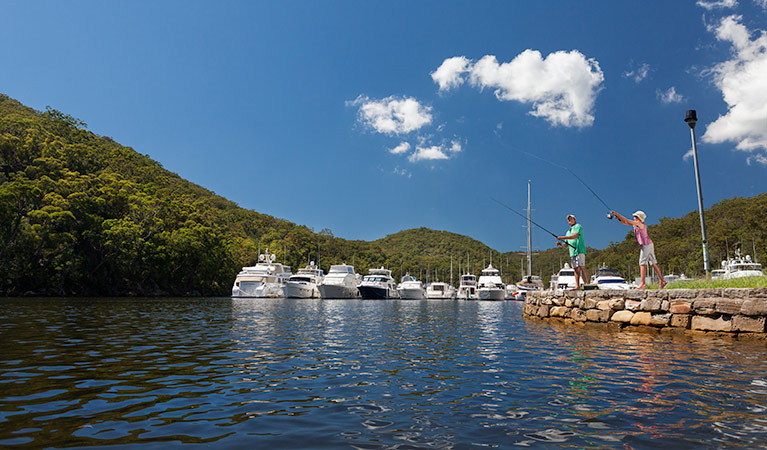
[1,94,764,295]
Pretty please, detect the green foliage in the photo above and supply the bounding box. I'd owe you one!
[1,93,765,296]
[654,276,767,290]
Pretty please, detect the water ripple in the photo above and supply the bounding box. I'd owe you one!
[1,297,767,448]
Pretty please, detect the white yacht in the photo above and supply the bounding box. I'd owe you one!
[477,264,505,301]
[555,264,578,291]
[231,249,292,298]
[358,267,400,299]
[318,264,360,299]
[515,275,544,300]
[456,273,477,300]
[426,282,456,299]
[719,250,765,280]
[285,262,324,298]
[397,274,425,299]
[591,266,630,290]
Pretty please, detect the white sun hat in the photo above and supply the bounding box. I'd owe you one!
[633,210,647,222]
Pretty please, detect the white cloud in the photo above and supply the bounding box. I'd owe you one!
[747,153,767,165]
[389,142,411,154]
[393,166,412,177]
[702,15,767,159]
[623,63,651,83]
[406,140,463,163]
[431,56,471,91]
[433,50,604,127]
[348,95,433,135]
[657,86,685,104]
[683,147,695,161]
[756,0,767,9]
[408,145,450,163]
[697,0,738,9]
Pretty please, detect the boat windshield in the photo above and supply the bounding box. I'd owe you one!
[289,276,312,283]
[363,276,389,283]
[559,270,575,277]
[598,279,626,284]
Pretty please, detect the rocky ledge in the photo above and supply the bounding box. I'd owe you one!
[522,289,767,338]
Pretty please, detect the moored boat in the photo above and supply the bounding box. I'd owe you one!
[358,267,400,299]
[426,281,456,299]
[477,264,505,300]
[457,273,477,300]
[397,274,426,299]
[285,262,324,298]
[318,263,360,299]
[231,249,292,298]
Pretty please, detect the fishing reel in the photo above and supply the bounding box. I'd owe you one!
[606,212,613,220]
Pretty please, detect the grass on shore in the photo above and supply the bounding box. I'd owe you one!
[646,276,767,290]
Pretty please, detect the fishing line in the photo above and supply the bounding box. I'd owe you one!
[491,197,576,250]
[502,143,615,220]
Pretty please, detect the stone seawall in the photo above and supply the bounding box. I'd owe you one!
[522,289,767,338]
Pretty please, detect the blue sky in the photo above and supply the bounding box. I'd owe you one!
[2,1,766,252]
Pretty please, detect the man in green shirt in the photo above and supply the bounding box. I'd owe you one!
[557,214,588,290]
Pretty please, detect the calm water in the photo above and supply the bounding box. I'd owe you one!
[2,298,767,449]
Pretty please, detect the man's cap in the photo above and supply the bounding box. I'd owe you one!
[633,210,647,222]
[567,214,576,220]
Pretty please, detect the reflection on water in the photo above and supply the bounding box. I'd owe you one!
[1,297,767,448]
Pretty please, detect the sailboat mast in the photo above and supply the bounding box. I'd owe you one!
[527,180,532,278]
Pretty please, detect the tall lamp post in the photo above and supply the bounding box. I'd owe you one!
[684,110,711,277]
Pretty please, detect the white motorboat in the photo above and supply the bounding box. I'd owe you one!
[358,267,400,299]
[711,269,726,280]
[515,275,544,300]
[318,263,360,299]
[555,264,577,291]
[231,249,292,298]
[719,250,765,280]
[397,274,426,299]
[457,273,477,300]
[477,264,505,301]
[591,266,630,290]
[285,261,324,298]
[426,282,456,299]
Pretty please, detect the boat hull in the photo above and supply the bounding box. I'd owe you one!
[359,286,396,299]
[285,283,320,298]
[478,288,505,301]
[232,282,285,298]
[398,288,425,300]
[318,284,358,299]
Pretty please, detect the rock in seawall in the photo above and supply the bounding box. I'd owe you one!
[691,315,732,332]
[630,311,652,326]
[732,315,766,333]
[670,314,691,328]
[741,299,767,316]
[611,310,634,323]
[669,301,692,314]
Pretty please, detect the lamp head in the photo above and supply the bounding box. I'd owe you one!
[685,110,697,129]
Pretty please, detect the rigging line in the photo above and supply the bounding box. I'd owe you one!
[499,140,615,215]
[490,197,576,250]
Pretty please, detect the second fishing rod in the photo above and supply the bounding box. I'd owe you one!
[490,197,576,250]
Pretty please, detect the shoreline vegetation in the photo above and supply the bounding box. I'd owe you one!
[651,276,767,290]
[2,94,766,297]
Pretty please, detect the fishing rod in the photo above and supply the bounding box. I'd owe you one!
[491,197,576,250]
[502,143,615,220]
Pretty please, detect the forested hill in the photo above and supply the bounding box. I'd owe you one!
[1,94,765,296]
[0,95,501,296]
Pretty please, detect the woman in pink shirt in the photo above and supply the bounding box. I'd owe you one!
[611,210,667,290]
